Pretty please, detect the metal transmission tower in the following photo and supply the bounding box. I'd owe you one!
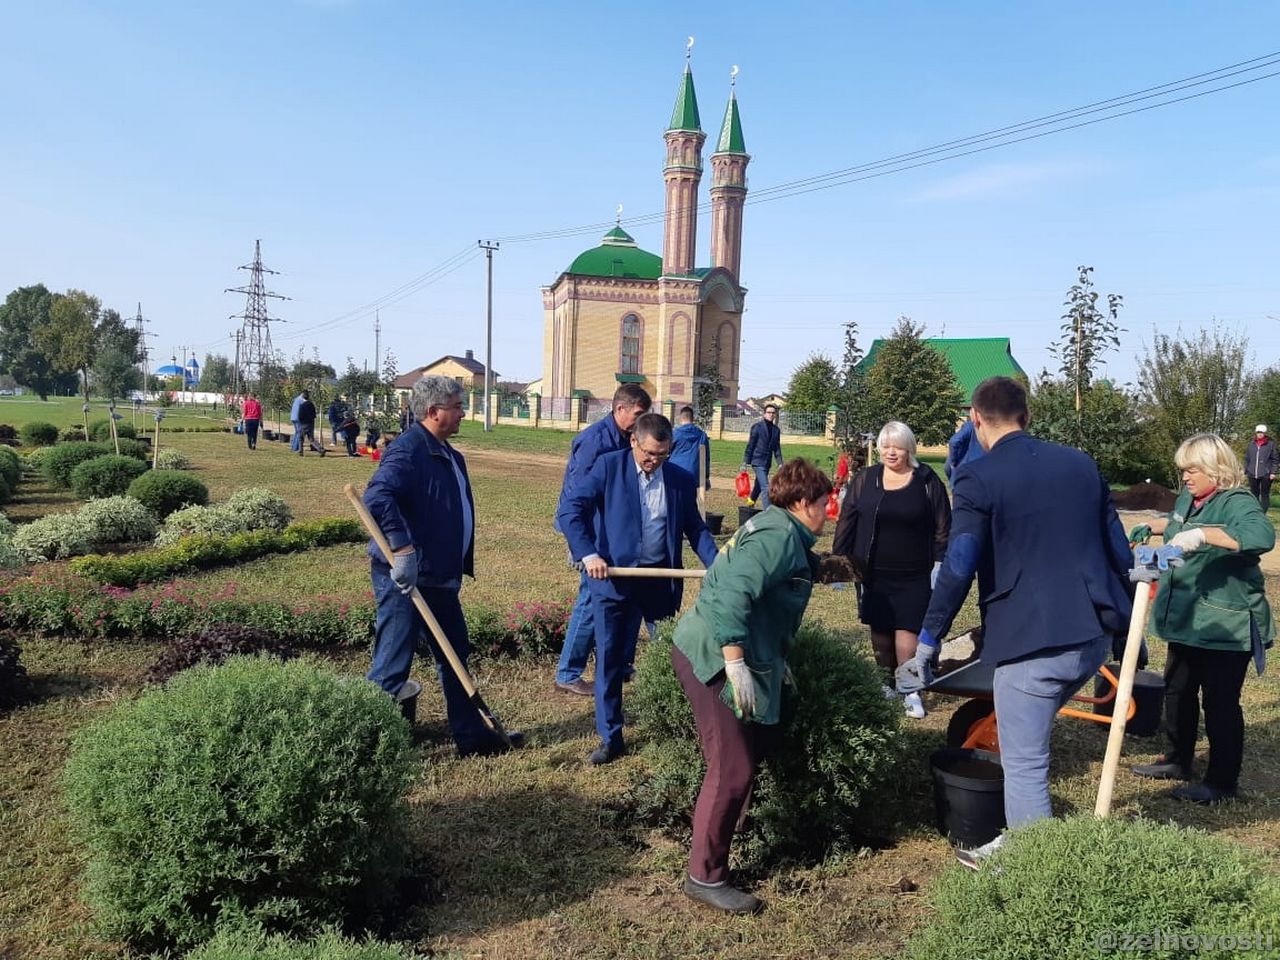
[226,240,289,394]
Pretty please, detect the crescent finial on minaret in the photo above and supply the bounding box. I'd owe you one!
[616,203,624,224]
[730,64,739,89]
[686,36,695,61]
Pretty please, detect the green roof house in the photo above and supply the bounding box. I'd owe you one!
[856,337,1026,404]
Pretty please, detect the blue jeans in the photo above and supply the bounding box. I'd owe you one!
[556,573,651,684]
[992,635,1108,828]
[367,566,496,752]
[556,575,596,684]
[290,420,303,451]
[750,465,771,508]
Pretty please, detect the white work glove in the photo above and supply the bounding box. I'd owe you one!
[895,629,940,694]
[724,657,756,719]
[389,550,418,595]
[1167,528,1207,554]
[930,561,942,590]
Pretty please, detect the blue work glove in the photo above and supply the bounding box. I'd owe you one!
[389,549,418,595]
[930,561,942,590]
[1128,523,1152,545]
[895,628,940,694]
[1134,543,1184,574]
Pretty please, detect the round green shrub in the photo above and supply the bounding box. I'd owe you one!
[630,621,904,864]
[59,424,87,442]
[115,437,151,461]
[187,925,417,960]
[907,816,1280,960]
[63,657,416,952]
[22,444,54,474]
[154,447,191,470]
[42,441,113,488]
[0,473,10,505]
[20,420,59,446]
[127,470,209,518]
[11,510,91,561]
[154,487,292,547]
[70,455,148,499]
[88,418,138,442]
[78,495,158,545]
[0,445,20,488]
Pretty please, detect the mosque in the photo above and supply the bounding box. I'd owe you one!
[540,53,749,408]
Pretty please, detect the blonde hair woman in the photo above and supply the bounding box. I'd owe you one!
[1129,433,1274,804]
[832,420,951,719]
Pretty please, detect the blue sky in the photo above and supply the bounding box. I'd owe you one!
[2,1,1278,397]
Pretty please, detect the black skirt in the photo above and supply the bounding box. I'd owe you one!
[858,569,932,634]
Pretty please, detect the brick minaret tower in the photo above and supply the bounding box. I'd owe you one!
[662,50,705,276]
[709,68,749,279]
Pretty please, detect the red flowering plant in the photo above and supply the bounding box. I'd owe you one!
[502,598,573,658]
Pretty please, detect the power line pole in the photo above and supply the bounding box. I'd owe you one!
[478,240,499,432]
[226,240,289,397]
[230,330,244,398]
[374,310,381,377]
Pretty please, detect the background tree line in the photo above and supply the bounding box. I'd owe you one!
[781,266,1276,486]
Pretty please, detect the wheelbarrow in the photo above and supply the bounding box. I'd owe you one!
[927,650,1136,753]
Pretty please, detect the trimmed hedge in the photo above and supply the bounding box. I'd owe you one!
[907,816,1280,960]
[0,445,22,489]
[88,418,138,442]
[42,441,113,488]
[73,517,365,587]
[187,926,417,960]
[154,487,293,547]
[127,470,209,518]
[630,622,904,864]
[63,657,415,952]
[11,496,157,562]
[20,421,59,446]
[153,447,191,470]
[70,454,148,499]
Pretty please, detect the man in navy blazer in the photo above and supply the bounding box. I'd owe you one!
[364,375,520,759]
[900,377,1132,866]
[558,412,719,764]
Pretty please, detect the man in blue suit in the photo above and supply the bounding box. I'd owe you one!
[899,377,1132,867]
[558,412,719,765]
[552,384,652,696]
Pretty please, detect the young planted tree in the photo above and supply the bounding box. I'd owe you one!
[1028,374,1155,483]
[1138,323,1250,463]
[693,333,723,428]
[835,319,872,454]
[1050,266,1123,413]
[864,317,963,445]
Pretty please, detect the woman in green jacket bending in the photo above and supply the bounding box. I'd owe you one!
[1129,433,1274,804]
[672,458,832,915]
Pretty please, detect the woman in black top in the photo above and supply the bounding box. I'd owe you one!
[833,420,951,718]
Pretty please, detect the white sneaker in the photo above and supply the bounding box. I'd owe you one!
[903,691,927,719]
[956,832,1005,871]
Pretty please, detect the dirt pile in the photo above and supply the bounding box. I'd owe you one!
[1111,482,1178,512]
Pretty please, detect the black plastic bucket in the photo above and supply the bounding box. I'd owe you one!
[705,512,724,535]
[930,747,1006,848]
[395,679,422,724]
[738,505,761,528]
[1093,663,1165,737]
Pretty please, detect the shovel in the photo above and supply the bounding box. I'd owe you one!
[1094,544,1181,817]
[344,482,514,747]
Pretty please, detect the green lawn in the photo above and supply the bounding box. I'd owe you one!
[1,428,1278,959]
[0,395,230,432]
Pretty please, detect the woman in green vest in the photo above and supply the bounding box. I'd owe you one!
[1129,433,1274,804]
[672,458,832,915]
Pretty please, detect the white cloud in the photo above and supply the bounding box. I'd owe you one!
[911,160,1092,202]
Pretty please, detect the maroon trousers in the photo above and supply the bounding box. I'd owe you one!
[673,646,761,884]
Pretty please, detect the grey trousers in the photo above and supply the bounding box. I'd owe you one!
[992,635,1108,828]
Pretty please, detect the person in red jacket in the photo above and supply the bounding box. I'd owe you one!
[242,393,262,450]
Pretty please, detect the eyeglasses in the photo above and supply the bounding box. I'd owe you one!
[636,445,670,461]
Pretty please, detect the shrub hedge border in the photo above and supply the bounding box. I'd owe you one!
[72,517,365,587]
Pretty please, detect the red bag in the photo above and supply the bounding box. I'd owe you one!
[735,470,752,499]
[826,488,841,520]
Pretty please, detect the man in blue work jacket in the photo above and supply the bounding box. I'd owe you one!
[363,374,521,758]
